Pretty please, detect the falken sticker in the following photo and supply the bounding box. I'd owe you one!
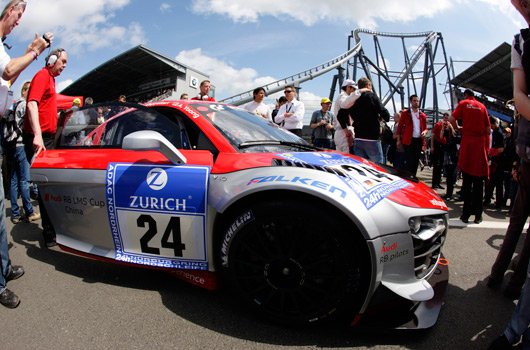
[275,152,411,210]
[106,163,210,270]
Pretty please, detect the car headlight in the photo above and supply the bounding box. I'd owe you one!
[408,215,447,241]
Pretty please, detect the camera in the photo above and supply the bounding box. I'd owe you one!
[42,34,51,47]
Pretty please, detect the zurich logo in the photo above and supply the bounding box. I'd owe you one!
[146,168,168,191]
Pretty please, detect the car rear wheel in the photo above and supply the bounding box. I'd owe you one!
[219,199,369,325]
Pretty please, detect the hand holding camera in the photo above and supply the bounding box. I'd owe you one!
[42,33,52,47]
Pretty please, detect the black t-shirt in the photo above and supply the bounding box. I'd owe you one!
[349,91,390,140]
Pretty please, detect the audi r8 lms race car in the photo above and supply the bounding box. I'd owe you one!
[31,100,449,329]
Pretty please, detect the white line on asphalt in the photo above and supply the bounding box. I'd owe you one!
[449,218,530,229]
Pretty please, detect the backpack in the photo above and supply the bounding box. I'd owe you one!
[381,122,393,144]
[1,100,23,144]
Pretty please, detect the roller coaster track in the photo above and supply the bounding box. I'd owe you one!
[220,29,441,107]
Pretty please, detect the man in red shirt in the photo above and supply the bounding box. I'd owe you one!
[191,80,215,101]
[430,112,454,189]
[396,95,428,176]
[23,47,67,247]
[449,89,491,224]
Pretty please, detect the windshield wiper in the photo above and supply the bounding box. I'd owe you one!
[238,140,320,151]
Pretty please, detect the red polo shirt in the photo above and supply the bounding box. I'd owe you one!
[24,67,57,134]
[432,121,447,144]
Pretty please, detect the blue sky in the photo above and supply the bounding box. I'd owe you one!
[2,0,525,118]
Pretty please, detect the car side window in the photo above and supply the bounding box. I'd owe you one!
[152,107,219,158]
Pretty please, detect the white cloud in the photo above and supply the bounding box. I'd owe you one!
[12,0,146,53]
[56,79,73,93]
[160,3,171,13]
[175,48,324,117]
[475,0,525,28]
[190,0,453,28]
[175,48,276,96]
[299,91,323,114]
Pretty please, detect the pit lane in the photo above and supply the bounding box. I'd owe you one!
[0,166,527,350]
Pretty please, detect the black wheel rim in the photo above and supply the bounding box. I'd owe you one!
[227,215,362,323]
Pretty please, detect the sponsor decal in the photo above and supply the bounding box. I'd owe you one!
[220,210,255,267]
[274,152,412,210]
[246,175,347,199]
[209,105,225,111]
[380,242,409,264]
[44,192,105,216]
[45,193,62,202]
[381,242,398,253]
[106,163,210,270]
[430,199,446,208]
[183,105,201,119]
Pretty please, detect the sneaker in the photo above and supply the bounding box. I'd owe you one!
[42,228,56,248]
[6,265,24,282]
[27,212,41,222]
[0,288,20,308]
[10,216,22,224]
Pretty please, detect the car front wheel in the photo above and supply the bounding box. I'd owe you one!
[219,199,369,325]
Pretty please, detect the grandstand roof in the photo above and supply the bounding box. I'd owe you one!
[60,45,190,103]
[450,42,512,102]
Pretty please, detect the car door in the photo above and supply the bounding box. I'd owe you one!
[31,103,215,271]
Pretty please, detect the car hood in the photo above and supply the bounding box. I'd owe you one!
[213,151,447,211]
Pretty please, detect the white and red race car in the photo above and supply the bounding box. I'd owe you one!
[31,100,448,328]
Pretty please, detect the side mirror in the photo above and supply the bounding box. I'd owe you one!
[122,130,187,165]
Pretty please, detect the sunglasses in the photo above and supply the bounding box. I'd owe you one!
[284,90,294,93]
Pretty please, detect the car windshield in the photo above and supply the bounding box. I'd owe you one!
[191,103,314,153]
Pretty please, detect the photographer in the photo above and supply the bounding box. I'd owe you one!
[310,98,334,148]
[0,0,53,309]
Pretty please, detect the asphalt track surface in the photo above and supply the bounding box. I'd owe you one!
[1,166,528,350]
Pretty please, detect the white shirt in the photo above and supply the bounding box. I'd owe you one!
[274,99,305,130]
[244,101,272,121]
[411,109,421,138]
[332,90,362,130]
[0,44,11,116]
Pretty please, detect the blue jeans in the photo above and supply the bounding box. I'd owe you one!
[8,145,34,218]
[313,138,332,149]
[0,150,11,293]
[393,149,406,171]
[354,139,383,163]
[505,262,530,348]
[381,143,390,164]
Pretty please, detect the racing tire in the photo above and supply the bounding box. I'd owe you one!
[219,199,369,326]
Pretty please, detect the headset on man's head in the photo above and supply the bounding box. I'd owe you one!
[45,48,65,68]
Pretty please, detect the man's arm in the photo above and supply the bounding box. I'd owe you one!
[339,90,361,109]
[374,94,390,122]
[2,33,52,84]
[430,124,436,152]
[310,111,319,129]
[26,100,44,153]
[396,112,406,148]
[292,101,305,123]
[513,68,530,122]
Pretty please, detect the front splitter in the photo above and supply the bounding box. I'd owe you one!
[353,261,449,330]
